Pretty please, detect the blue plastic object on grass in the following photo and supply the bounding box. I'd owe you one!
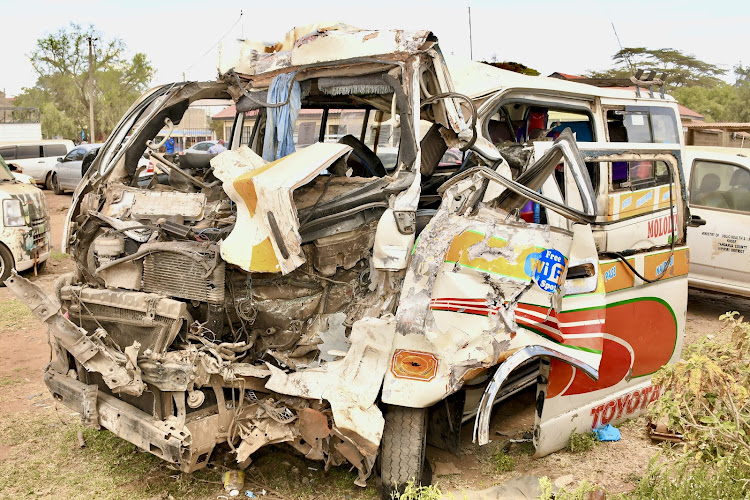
[594,424,621,441]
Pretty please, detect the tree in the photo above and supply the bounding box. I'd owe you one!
[733,64,750,122]
[670,84,738,122]
[588,47,726,88]
[14,23,154,140]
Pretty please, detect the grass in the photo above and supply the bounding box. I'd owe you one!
[539,476,600,500]
[490,446,516,473]
[392,480,442,500]
[0,409,218,499]
[0,299,32,331]
[50,250,69,261]
[567,430,597,454]
[624,454,749,500]
[0,375,22,387]
[0,403,382,499]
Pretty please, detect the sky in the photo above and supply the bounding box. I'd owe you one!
[1,0,749,97]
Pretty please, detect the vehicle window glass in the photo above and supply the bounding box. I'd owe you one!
[73,149,86,161]
[690,160,750,213]
[17,145,42,159]
[612,160,670,192]
[606,107,679,144]
[0,146,16,160]
[64,149,78,161]
[44,144,68,157]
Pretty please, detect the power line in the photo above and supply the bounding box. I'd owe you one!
[183,10,243,80]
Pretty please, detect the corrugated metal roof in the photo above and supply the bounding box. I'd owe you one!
[684,122,750,131]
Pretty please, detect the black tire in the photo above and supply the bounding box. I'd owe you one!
[51,174,64,195]
[45,172,54,190]
[380,405,430,499]
[0,244,15,285]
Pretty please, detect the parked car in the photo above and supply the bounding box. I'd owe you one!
[184,140,217,153]
[0,139,74,188]
[6,25,690,499]
[683,146,750,297]
[0,155,50,282]
[49,143,103,193]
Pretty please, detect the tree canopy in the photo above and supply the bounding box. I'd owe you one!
[14,23,154,140]
[589,47,749,122]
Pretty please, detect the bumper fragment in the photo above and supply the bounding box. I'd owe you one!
[45,368,188,465]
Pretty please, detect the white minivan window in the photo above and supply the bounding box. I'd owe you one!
[44,144,68,157]
[690,160,750,212]
[606,107,680,144]
[0,145,15,160]
[16,144,42,159]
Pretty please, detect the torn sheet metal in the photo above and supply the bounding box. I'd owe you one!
[265,315,396,456]
[221,24,434,80]
[5,273,147,396]
[212,143,351,274]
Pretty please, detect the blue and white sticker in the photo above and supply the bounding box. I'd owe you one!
[524,249,567,293]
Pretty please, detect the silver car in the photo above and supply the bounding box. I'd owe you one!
[50,143,103,194]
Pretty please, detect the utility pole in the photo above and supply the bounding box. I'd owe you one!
[87,36,96,142]
[468,6,473,60]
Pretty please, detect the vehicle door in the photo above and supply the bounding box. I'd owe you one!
[58,147,85,189]
[384,132,603,421]
[42,143,70,182]
[686,153,750,295]
[534,142,687,455]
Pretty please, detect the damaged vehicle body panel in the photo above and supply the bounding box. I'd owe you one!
[7,25,688,495]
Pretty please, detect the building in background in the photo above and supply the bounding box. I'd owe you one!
[0,91,41,141]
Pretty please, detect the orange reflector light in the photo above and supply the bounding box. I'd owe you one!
[390,349,438,382]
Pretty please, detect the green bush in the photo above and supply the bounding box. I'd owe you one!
[625,312,750,499]
[626,454,749,499]
[567,430,597,453]
[491,447,516,473]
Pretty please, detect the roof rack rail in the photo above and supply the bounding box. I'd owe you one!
[630,70,668,99]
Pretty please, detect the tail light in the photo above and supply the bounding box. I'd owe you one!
[147,162,154,174]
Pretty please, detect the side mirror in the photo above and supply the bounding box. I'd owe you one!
[688,215,707,227]
[57,157,63,162]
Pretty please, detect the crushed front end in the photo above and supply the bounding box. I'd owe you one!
[6,24,613,494]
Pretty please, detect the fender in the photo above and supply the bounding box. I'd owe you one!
[473,345,599,445]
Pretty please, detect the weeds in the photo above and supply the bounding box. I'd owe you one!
[567,430,596,453]
[625,312,750,499]
[491,446,516,473]
[392,480,442,500]
[539,476,599,500]
[626,454,749,499]
[0,375,22,387]
[649,311,750,463]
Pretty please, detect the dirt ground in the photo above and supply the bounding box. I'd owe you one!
[0,191,748,499]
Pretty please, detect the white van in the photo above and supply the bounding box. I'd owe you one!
[0,139,74,188]
[683,147,750,297]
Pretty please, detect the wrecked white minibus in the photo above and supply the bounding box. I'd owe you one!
[6,25,689,497]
